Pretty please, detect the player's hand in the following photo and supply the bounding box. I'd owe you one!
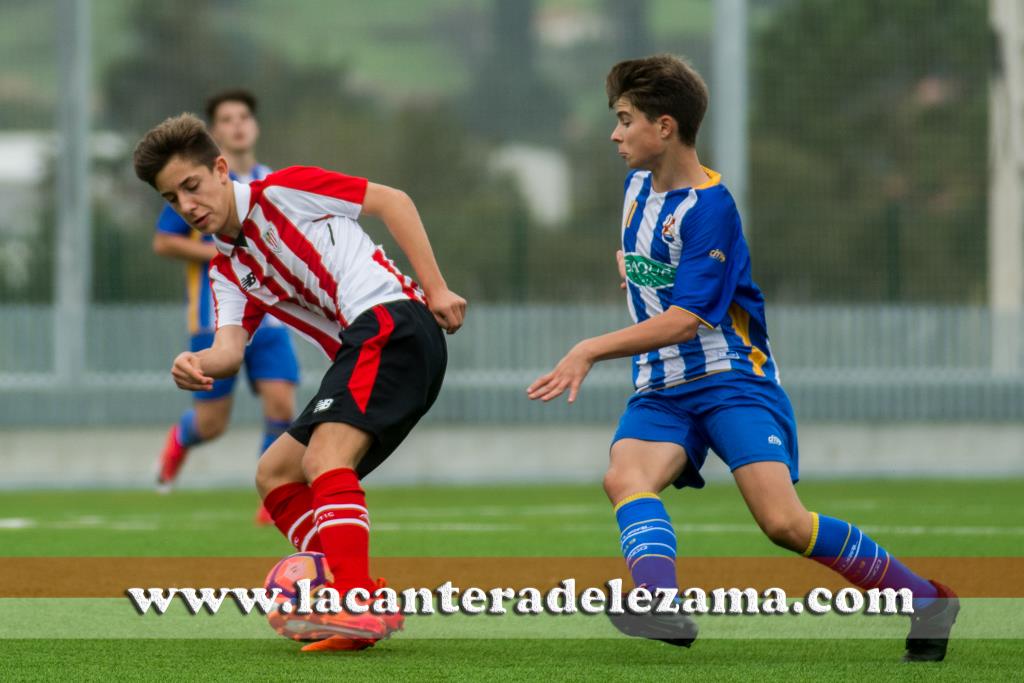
[527,343,595,404]
[171,352,214,392]
[617,250,627,290]
[427,288,467,334]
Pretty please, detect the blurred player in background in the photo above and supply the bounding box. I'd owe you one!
[134,113,465,651]
[529,54,959,662]
[151,90,299,525]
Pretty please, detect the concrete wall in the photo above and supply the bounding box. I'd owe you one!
[3,423,1022,489]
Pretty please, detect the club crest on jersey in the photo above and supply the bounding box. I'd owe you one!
[262,226,283,254]
[661,215,677,243]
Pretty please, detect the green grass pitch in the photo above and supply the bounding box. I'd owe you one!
[0,479,1021,681]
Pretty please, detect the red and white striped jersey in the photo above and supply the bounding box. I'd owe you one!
[209,166,425,358]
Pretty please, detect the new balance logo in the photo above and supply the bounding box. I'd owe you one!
[313,398,334,413]
[768,435,783,446]
[240,272,258,290]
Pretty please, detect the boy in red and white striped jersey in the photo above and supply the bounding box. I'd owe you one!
[134,113,466,651]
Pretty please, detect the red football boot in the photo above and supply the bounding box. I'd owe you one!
[254,503,274,526]
[156,426,189,493]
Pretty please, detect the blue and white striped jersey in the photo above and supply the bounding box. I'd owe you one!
[621,167,779,392]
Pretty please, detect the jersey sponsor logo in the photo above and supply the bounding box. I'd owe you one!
[768,435,783,446]
[624,253,676,288]
[262,226,283,254]
[240,272,258,291]
[313,398,334,413]
[709,249,726,263]
[661,214,677,243]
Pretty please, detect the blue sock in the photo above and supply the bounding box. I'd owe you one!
[176,409,202,448]
[804,512,937,610]
[615,493,678,591]
[261,418,291,455]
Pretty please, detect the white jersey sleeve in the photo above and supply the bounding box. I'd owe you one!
[209,259,265,338]
[260,166,367,221]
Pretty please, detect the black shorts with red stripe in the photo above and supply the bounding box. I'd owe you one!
[287,298,447,478]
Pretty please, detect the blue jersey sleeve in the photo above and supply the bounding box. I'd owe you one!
[155,204,190,235]
[670,199,743,328]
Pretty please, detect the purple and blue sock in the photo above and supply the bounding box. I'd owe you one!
[615,493,678,592]
[804,512,937,610]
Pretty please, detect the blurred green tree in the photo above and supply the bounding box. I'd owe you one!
[750,0,989,303]
[96,0,539,303]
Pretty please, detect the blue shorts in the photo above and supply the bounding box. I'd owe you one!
[612,371,799,489]
[189,326,300,401]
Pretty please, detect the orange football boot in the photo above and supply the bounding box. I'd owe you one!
[300,636,377,653]
[297,579,405,652]
[369,578,405,637]
[274,605,388,643]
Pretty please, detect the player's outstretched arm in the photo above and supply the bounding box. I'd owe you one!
[170,325,248,391]
[362,182,466,334]
[152,232,218,264]
[527,307,700,403]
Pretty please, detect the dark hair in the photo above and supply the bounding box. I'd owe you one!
[205,88,258,123]
[132,113,220,187]
[606,54,708,146]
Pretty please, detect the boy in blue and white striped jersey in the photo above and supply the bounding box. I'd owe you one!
[528,54,957,662]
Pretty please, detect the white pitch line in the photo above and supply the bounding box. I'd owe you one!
[0,518,36,529]
[559,522,1024,536]
[373,522,523,532]
[863,525,1024,536]
[377,504,607,519]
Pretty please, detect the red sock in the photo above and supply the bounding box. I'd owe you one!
[263,482,323,553]
[310,467,374,592]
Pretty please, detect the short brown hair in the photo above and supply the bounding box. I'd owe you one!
[205,88,257,123]
[132,113,220,187]
[606,54,708,146]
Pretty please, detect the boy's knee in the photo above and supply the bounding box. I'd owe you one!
[602,466,649,505]
[196,412,229,440]
[602,469,620,501]
[300,446,348,483]
[300,450,322,483]
[262,396,294,423]
[255,450,302,498]
[759,513,811,552]
[254,456,281,497]
[257,381,295,422]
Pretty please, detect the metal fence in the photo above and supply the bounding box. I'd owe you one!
[0,1,1013,430]
[2,303,1023,426]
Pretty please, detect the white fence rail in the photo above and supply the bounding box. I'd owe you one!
[1,304,1022,425]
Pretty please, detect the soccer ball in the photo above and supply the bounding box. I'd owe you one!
[264,551,334,640]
